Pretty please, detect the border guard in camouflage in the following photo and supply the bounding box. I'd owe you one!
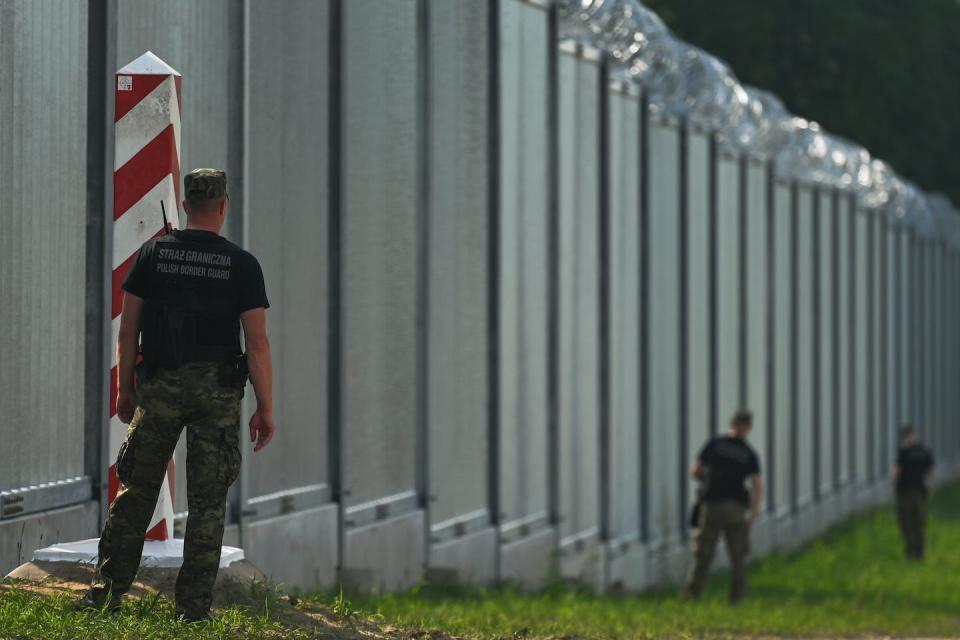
[76,168,277,622]
[893,425,935,560]
[685,410,763,604]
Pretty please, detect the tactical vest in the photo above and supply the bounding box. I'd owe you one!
[139,235,241,372]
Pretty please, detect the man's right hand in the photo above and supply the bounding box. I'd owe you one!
[117,389,136,424]
[249,408,276,452]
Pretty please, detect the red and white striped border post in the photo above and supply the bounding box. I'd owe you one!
[110,51,181,541]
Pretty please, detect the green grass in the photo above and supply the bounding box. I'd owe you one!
[340,484,960,639]
[3,484,960,639]
[0,587,313,640]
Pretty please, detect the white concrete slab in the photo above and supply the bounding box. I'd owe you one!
[342,509,425,593]
[429,526,497,585]
[244,503,338,591]
[558,540,606,593]
[606,542,647,592]
[31,538,243,569]
[500,527,556,589]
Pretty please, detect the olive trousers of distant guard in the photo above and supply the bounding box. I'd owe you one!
[896,488,927,560]
[92,363,242,619]
[685,500,751,604]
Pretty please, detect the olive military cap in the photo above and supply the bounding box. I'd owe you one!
[184,168,228,201]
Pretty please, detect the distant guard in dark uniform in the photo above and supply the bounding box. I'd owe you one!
[76,169,276,621]
[893,425,934,561]
[685,410,763,604]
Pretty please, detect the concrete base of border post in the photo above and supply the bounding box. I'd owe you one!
[5,539,266,602]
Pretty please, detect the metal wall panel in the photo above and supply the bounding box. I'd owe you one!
[745,162,769,492]
[897,230,911,444]
[919,242,929,442]
[685,133,711,497]
[796,187,814,507]
[340,0,420,507]
[837,197,854,486]
[816,190,834,494]
[885,225,899,471]
[854,211,869,483]
[243,0,330,501]
[772,182,794,513]
[557,52,601,545]
[0,0,88,491]
[114,0,244,512]
[607,88,641,541]
[932,244,944,455]
[427,0,490,529]
[497,0,550,528]
[921,240,928,443]
[949,252,957,460]
[870,217,885,478]
[928,245,938,450]
[646,121,680,542]
[897,231,910,443]
[115,0,242,234]
[716,157,741,420]
[907,236,920,426]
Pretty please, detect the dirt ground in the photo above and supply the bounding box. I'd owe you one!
[3,561,461,640]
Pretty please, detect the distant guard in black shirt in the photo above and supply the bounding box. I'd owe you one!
[893,425,934,560]
[76,169,276,621]
[685,409,763,604]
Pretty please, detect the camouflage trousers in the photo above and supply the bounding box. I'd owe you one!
[896,488,927,560]
[93,362,242,618]
[685,500,751,603]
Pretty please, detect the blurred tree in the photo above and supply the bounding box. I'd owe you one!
[643,0,960,204]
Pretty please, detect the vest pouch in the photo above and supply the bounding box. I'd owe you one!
[217,354,249,389]
[140,300,191,370]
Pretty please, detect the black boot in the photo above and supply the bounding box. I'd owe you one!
[72,588,122,614]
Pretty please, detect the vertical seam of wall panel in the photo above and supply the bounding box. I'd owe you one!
[848,195,857,482]
[638,93,649,541]
[920,237,925,436]
[938,245,943,452]
[879,220,888,472]
[789,181,799,513]
[415,0,431,569]
[893,227,901,443]
[737,154,748,407]
[597,55,611,547]
[486,0,501,543]
[677,120,689,540]
[936,244,943,454]
[100,0,118,525]
[764,163,776,513]
[328,0,344,572]
[831,189,841,488]
[228,2,246,245]
[85,0,108,507]
[545,3,560,535]
[908,234,915,424]
[237,0,251,540]
[707,135,719,438]
[866,214,875,482]
[811,188,820,500]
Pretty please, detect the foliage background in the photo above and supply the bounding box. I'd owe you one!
[643,0,960,205]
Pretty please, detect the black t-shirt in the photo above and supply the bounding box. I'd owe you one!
[698,436,761,505]
[896,444,934,492]
[123,229,269,352]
